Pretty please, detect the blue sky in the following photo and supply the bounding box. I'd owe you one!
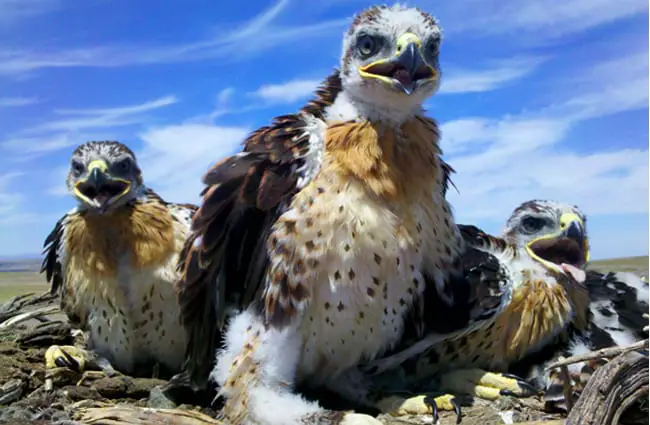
[0,0,648,260]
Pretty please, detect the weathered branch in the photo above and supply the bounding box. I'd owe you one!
[0,291,58,323]
[546,339,648,370]
[565,351,649,425]
[72,407,224,425]
[557,359,574,413]
[0,306,60,329]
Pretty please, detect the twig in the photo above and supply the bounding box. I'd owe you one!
[557,357,574,413]
[546,339,648,370]
[0,291,58,323]
[72,407,225,425]
[0,305,60,329]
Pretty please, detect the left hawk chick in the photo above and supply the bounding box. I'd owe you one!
[41,140,198,382]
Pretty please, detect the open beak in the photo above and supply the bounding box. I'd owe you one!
[359,32,437,95]
[73,160,131,212]
[525,213,589,282]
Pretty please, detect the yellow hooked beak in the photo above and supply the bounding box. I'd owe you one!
[359,32,438,95]
[525,212,590,273]
[73,160,131,210]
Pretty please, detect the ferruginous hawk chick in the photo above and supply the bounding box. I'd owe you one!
[174,4,507,425]
[367,199,592,419]
[41,141,197,382]
[504,200,648,407]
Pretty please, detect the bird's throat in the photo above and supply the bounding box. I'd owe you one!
[323,117,441,203]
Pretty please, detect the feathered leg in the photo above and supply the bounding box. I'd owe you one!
[211,309,382,425]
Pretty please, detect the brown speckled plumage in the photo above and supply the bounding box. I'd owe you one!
[42,143,198,376]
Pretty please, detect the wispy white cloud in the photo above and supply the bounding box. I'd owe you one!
[443,50,649,225]
[0,0,348,75]
[35,95,178,132]
[253,79,322,103]
[47,165,69,197]
[438,0,647,39]
[1,95,178,158]
[53,96,177,116]
[0,96,39,107]
[0,0,62,26]
[550,50,649,120]
[2,133,78,155]
[440,57,546,94]
[137,123,251,204]
[0,171,38,226]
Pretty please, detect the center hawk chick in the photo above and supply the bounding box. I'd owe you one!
[173,5,491,425]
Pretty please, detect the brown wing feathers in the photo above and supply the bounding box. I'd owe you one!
[176,71,342,389]
[41,215,66,295]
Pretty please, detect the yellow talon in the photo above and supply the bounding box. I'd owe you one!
[45,345,87,372]
[440,368,538,400]
[377,393,461,421]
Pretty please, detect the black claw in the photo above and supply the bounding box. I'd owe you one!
[452,398,462,424]
[500,372,524,380]
[499,373,540,397]
[56,350,80,372]
[424,395,439,424]
[517,379,540,397]
[54,356,70,368]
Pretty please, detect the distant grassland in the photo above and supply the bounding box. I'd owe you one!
[0,272,49,302]
[587,255,649,276]
[0,256,648,303]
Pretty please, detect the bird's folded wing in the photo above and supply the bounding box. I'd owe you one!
[174,71,342,387]
[41,211,86,327]
[416,224,513,339]
[42,214,67,296]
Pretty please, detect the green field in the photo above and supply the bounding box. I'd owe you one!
[0,272,50,302]
[587,255,649,276]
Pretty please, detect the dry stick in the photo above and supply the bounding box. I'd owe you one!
[557,357,574,413]
[546,339,649,370]
[0,305,60,329]
[73,407,225,425]
[0,291,58,323]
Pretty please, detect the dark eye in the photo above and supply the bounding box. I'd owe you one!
[71,160,84,176]
[425,38,440,56]
[357,34,380,58]
[521,216,546,233]
[113,159,131,173]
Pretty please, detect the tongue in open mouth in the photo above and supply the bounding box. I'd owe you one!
[392,68,413,87]
[528,237,587,282]
[560,263,586,283]
[77,180,129,207]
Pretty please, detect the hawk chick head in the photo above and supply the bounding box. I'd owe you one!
[66,141,143,213]
[340,4,442,115]
[504,199,589,277]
